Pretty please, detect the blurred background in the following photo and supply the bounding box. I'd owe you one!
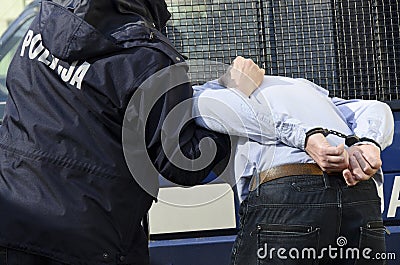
[0,0,32,35]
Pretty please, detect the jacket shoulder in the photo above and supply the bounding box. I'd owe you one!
[112,23,185,64]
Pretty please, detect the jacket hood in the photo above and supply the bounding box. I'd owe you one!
[51,0,170,31]
[38,0,170,61]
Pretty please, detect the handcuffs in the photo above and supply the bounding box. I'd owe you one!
[305,127,381,151]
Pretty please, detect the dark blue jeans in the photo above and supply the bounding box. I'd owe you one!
[231,173,387,265]
[0,247,67,265]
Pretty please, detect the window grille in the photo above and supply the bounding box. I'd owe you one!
[164,0,400,101]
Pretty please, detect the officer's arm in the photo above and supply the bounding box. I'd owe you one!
[141,59,231,186]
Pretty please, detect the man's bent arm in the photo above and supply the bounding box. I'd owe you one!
[193,80,312,149]
[332,98,394,150]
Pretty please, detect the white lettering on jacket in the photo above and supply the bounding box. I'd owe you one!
[20,30,90,90]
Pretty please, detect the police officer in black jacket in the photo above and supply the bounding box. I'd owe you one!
[0,0,263,264]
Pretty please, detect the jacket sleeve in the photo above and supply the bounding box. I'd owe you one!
[133,52,231,186]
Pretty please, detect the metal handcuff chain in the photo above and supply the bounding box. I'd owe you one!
[305,127,381,150]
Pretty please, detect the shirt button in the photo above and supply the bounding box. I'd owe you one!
[119,255,126,262]
[102,252,109,260]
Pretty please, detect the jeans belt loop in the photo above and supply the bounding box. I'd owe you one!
[251,164,260,197]
[322,171,331,188]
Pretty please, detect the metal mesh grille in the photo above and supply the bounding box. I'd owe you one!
[164,0,262,83]
[374,0,400,101]
[262,0,338,95]
[333,0,400,100]
[164,0,399,101]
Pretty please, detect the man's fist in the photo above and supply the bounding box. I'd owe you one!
[305,133,349,172]
[343,144,381,186]
[219,56,265,97]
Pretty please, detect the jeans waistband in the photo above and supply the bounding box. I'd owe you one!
[250,163,328,191]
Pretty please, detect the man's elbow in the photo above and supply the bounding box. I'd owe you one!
[374,101,394,149]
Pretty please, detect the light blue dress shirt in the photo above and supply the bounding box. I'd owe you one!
[193,76,394,203]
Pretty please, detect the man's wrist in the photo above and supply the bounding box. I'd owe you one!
[353,140,382,151]
[304,128,382,151]
[358,137,382,151]
[304,127,328,149]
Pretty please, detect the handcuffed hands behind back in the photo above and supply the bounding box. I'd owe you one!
[305,134,381,186]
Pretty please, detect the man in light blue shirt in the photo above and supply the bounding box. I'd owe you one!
[193,60,394,264]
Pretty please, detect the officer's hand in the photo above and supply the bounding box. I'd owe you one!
[342,144,381,186]
[305,133,349,172]
[219,56,265,97]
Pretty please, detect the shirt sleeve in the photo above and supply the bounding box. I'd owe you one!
[193,80,311,150]
[332,97,394,150]
[332,98,394,186]
[296,77,394,150]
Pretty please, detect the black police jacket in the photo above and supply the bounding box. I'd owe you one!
[0,1,230,264]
